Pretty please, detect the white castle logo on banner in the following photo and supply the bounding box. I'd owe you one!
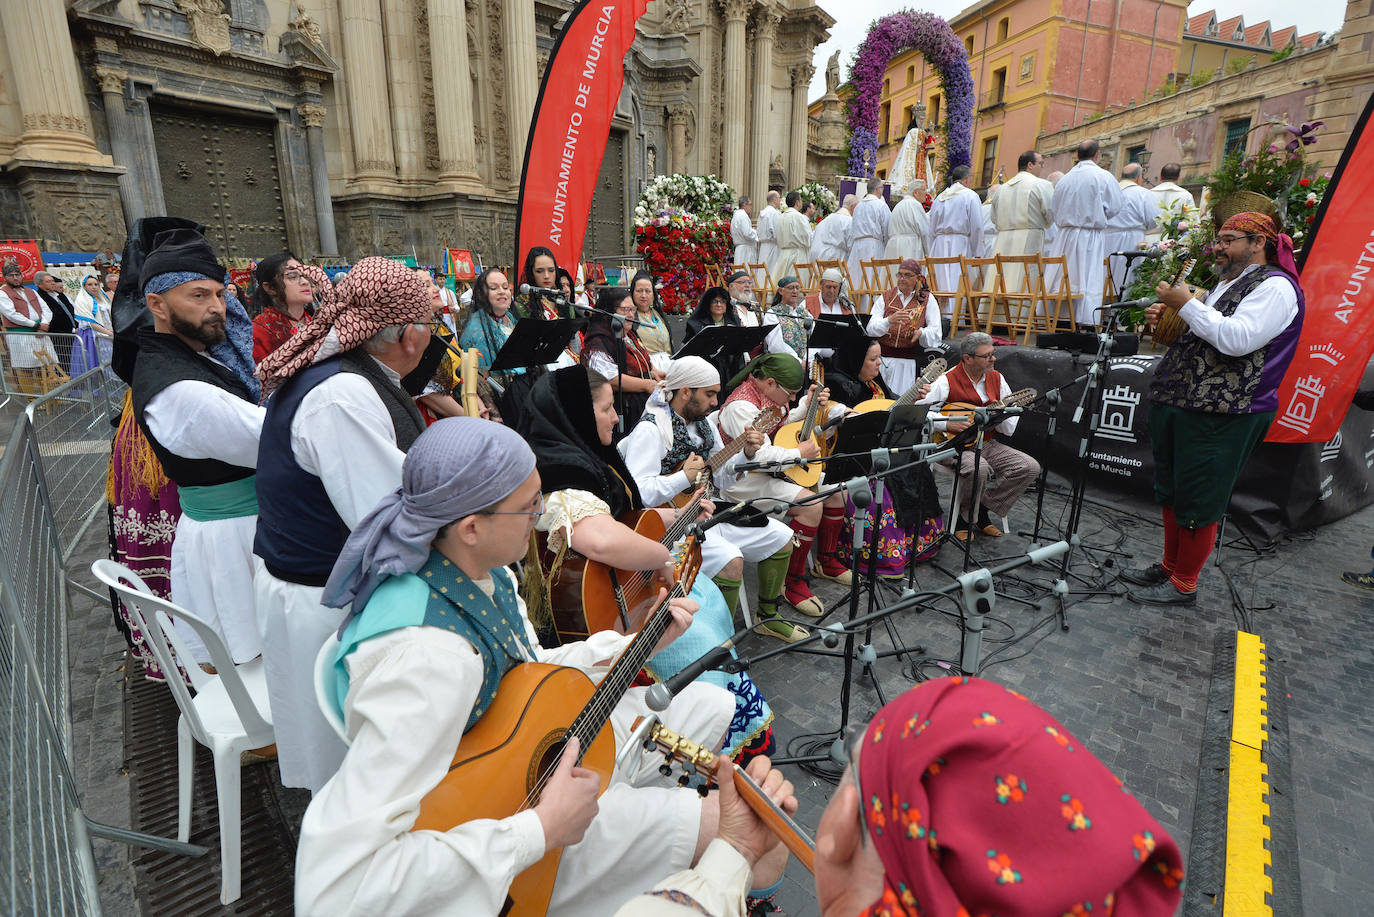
[1097,383,1141,444]
[1320,430,1343,463]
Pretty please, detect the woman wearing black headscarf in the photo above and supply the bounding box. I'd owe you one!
[828,335,944,574]
[684,286,743,391]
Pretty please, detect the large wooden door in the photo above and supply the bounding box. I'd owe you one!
[585,130,627,257]
[151,106,289,259]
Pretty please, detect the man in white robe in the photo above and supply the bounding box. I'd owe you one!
[1103,163,1159,293]
[1145,162,1199,245]
[927,165,984,317]
[1043,170,1065,246]
[772,191,812,280]
[981,185,1001,256]
[991,150,1054,292]
[253,258,437,793]
[756,191,781,276]
[730,196,758,267]
[810,194,855,264]
[883,189,931,262]
[1043,140,1125,326]
[845,191,890,305]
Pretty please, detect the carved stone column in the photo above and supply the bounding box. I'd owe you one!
[668,107,691,175]
[719,0,750,193]
[339,0,396,179]
[125,82,168,217]
[429,0,479,181]
[789,63,813,188]
[382,0,424,179]
[94,67,143,228]
[503,0,538,169]
[299,103,339,256]
[748,6,780,204]
[0,0,107,164]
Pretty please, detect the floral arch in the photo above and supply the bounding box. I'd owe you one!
[846,11,975,178]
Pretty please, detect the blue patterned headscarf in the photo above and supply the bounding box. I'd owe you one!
[144,269,259,401]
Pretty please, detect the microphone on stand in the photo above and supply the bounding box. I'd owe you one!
[645,643,736,711]
[518,283,569,304]
[1109,249,1164,260]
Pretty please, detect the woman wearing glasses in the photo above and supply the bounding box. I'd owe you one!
[252,252,315,362]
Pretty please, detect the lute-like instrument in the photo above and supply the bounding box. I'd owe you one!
[669,403,785,507]
[412,551,702,916]
[1150,258,1198,346]
[934,386,1039,444]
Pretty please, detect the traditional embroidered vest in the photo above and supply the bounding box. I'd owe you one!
[878,288,928,359]
[1149,266,1304,415]
[0,285,42,329]
[944,364,1004,440]
[770,304,809,357]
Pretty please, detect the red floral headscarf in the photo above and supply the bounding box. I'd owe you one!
[257,257,431,397]
[1220,211,1299,279]
[857,677,1184,917]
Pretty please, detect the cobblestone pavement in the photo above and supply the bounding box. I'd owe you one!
[63,479,1373,915]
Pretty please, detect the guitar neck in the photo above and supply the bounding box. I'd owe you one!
[707,407,778,474]
[729,764,816,873]
[894,360,947,407]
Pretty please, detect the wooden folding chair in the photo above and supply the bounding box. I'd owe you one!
[959,257,999,334]
[795,262,821,294]
[924,256,971,336]
[993,254,1043,343]
[1037,254,1078,333]
[863,257,902,295]
[704,263,725,288]
[814,259,856,292]
[748,263,776,301]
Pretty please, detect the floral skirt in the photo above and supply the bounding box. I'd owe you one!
[838,494,942,578]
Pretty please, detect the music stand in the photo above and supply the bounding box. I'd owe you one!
[489,317,586,372]
[672,324,770,362]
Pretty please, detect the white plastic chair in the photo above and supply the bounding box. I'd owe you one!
[314,635,350,744]
[91,560,274,906]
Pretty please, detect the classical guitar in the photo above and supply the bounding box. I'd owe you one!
[773,365,829,487]
[668,403,785,507]
[849,356,947,415]
[934,386,1039,444]
[411,552,701,917]
[634,720,816,872]
[1150,258,1199,346]
[547,496,704,641]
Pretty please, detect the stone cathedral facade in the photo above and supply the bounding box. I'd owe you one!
[0,0,831,268]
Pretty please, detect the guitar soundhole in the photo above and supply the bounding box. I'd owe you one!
[529,729,569,803]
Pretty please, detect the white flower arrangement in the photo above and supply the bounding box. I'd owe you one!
[634,173,737,227]
[791,181,841,219]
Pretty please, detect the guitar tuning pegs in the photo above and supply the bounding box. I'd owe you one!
[677,774,692,788]
[696,784,710,798]
[642,738,656,751]
[659,763,674,778]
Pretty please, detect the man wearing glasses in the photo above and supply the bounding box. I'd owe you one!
[1128,212,1305,605]
[919,332,1040,541]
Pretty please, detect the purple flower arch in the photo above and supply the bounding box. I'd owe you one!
[845,10,974,178]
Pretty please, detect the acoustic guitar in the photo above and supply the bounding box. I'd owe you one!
[668,404,786,507]
[635,720,816,872]
[849,356,947,415]
[547,495,705,642]
[773,366,828,487]
[411,552,701,917]
[933,386,1038,444]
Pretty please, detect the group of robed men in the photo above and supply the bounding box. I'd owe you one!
[121,194,1303,912]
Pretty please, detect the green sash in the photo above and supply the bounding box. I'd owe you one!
[177,475,259,521]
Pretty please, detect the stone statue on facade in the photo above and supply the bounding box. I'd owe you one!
[176,0,232,56]
[825,50,841,96]
[662,0,693,34]
[289,9,326,48]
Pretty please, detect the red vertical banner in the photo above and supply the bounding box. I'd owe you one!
[1269,94,1374,442]
[514,0,649,274]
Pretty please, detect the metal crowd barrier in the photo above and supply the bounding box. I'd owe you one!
[1,331,113,412]
[0,364,203,916]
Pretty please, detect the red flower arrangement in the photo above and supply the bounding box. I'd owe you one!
[634,219,731,314]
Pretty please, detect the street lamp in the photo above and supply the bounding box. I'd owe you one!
[1137,148,1152,182]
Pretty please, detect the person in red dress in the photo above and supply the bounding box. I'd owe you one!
[251,252,315,362]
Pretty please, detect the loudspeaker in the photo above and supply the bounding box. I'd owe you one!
[1036,332,1138,356]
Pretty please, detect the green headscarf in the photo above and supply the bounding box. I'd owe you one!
[728,352,804,390]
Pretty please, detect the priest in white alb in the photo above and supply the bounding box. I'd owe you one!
[811,194,855,264]
[1043,140,1125,327]
[845,189,890,306]
[1103,162,1159,293]
[756,190,781,276]
[772,191,812,281]
[884,187,931,262]
[730,196,758,267]
[927,165,984,317]
[991,150,1054,292]
[1145,162,1198,245]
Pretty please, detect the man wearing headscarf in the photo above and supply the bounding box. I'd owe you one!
[298,418,727,917]
[252,256,433,792]
[130,228,266,666]
[619,356,795,627]
[719,353,850,633]
[1131,212,1305,605]
[614,677,1185,917]
[875,258,942,396]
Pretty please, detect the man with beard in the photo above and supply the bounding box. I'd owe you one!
[131,229,266,666]
[1130,212,1304,605]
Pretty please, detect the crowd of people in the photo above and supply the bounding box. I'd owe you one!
[61,129,1328,914]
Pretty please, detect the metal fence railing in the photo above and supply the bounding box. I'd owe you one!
[0,361,201,916]
[1,331,113,411]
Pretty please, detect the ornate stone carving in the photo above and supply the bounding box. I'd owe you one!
[667,106,691,128]
[288,9,325,47]
[792,63,815,88]
[298,102,327,128]
[485,0,510,181]
[718,0,751,23]
[94,67,129,96]
[54,196,119,252]
[176,0,232,56]
[22,113,90,134]
[415,2,441,172]
[662,0,693,33]
[754,8,781,39]
[356,159,394,172]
